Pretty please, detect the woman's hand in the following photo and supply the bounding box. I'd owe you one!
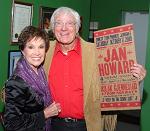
[130,64,146,82]
[44,101,61,119]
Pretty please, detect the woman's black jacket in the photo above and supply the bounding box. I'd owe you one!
[4,75,46,131]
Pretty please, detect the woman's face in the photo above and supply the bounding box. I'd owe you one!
[53,13,78,45]
[22,37,46,72]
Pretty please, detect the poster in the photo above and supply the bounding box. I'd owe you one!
[94,24,141,111]
[11,2,32,43]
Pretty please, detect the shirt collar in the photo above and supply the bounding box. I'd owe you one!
[54,37,81,56]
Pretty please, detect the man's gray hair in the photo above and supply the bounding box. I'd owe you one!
[50,7,81,32]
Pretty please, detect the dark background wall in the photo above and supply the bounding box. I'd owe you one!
[90,0,150,29]
[0,0,150,131]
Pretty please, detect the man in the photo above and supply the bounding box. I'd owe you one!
[43,7,146,131]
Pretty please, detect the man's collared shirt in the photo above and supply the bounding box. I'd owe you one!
[49,38,84,119]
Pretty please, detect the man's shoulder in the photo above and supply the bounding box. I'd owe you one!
[80,38,96,52]
[49,40,56,45]
[46,40,56,54]
[80,37,95,46]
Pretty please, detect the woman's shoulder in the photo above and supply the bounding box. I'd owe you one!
[5,75,28,90]
[4,75,30,102]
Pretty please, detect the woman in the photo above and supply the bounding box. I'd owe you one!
[4,26,61,131]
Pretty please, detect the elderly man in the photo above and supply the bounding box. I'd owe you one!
[44,7,146,131]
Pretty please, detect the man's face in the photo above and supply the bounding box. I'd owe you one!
[53,13,78,45]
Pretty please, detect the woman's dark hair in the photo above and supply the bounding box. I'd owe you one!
[18,26,50,52]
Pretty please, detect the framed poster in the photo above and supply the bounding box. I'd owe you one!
[11,1,33,43]
[8,50,22,77]
[39,6,56,40]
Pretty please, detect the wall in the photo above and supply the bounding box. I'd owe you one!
[91,0,150,29]
[0,0,91,108]
[141,5,150,131]
[0,1,91,130]
[0,0,91,86]
[1,0,150,130]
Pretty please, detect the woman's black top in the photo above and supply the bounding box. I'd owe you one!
[4,75,46,131]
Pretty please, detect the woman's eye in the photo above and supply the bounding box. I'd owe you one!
[28,46,33,49]
[39,45,45,49]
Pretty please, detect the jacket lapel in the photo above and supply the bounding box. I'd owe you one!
[81,39,93,109]
[43,40,56,79]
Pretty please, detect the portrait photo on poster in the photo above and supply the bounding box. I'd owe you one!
[39,6,56,40]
